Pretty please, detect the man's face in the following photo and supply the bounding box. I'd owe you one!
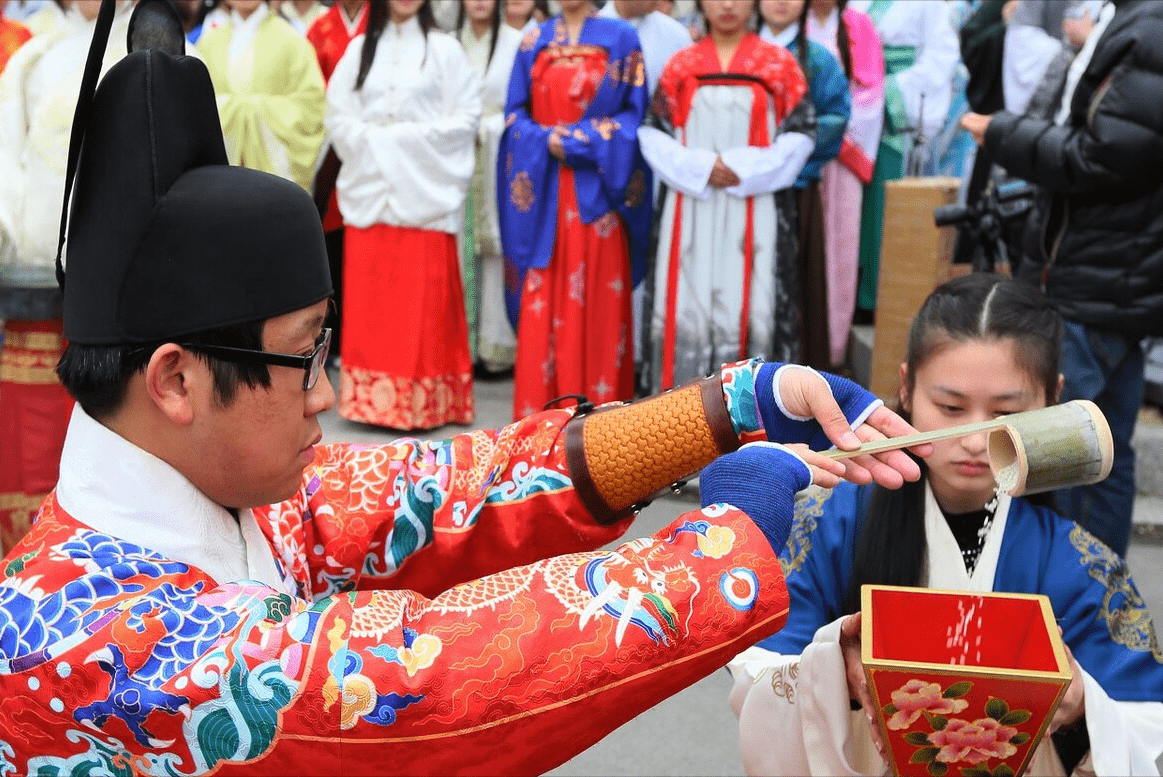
[187,299,335,509]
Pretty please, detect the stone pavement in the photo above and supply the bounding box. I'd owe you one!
[318,368,1163,775]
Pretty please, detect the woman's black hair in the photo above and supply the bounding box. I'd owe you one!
[507,0,549,28]
[457,0,503,70]
[833,0,854,81]
[356,0,436,90]
[839,274,1064,615]
[794,0,810,72]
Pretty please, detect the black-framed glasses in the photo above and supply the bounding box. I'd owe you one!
[182,328,331,391]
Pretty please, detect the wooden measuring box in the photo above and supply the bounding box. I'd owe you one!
[861,585,1071,777]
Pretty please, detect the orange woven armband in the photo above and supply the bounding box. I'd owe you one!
[564,374,741,525]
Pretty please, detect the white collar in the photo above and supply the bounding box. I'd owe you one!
[55,406,287,592]
[760,22,799,49]
[922,480,1010,592]
[340,2,366,37]
[386,14,423,39]
[460,21,491,47]
[228,1,270,58]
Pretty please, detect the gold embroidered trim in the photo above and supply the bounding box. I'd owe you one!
[1069,525,1163,663]
[510,170,534,213]
[769,661,799,703]
[2,329,62,351]
[780,486,832,578]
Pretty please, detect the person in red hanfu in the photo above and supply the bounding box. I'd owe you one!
[499,0,655,421]
[0,2,929,774]
[326,0,479,430]
[0,0,32,73]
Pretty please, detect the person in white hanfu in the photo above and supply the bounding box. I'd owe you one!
[637,0,815,392]
[325,0,481,429]
[848,0,957,316]
[727,274,1163,777]
[457,0,522,374]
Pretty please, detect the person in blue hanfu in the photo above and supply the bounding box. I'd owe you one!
[727,273,1163,776]
[498,0,654,420]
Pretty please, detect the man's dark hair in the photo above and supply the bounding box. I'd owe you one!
[56,318,272,419]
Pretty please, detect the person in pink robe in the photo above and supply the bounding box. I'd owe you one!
[806,0,883,368]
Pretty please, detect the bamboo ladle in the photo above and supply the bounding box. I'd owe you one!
[823,400,1114,496]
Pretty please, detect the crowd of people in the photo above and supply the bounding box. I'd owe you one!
[0,0,1161,773]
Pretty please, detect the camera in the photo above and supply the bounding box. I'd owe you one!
[934,178,1037,272]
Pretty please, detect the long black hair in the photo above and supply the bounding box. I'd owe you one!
[839,274,1064,615]
[456,0,503,70]
[794,0,810,72]
[356,0,437,90]
[832,0,854,81]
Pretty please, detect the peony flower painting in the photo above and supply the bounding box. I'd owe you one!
[881,680,1034,777]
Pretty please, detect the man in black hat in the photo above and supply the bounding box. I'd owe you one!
[0,1,926,773]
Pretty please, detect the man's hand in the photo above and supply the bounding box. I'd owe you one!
[772,365,930,489]
[709,156,741,188]
[700,442,834,553]
[960,113,992,146]
[840,613,888,763]
[548,125,568,162]
[1049,638,1086,732]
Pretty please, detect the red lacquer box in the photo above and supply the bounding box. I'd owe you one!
[861,585,1072,777]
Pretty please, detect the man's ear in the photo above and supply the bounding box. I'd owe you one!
[898,362,911,413]
[1055,373,1064,404]
[144,344,203,425]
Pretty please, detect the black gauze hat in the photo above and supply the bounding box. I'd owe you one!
[58,0,332,345]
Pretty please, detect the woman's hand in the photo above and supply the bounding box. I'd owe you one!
[840,613,888,763]
[1049,638,1086,732]
[548,125,568,162]
[708,156,741,188]
[775,365,930,489]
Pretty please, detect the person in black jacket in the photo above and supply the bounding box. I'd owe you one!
[958,0,1163,557]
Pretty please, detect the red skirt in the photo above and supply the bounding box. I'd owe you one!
[339,224,474,429]
[0,319,72,554]
[512,168,634,420]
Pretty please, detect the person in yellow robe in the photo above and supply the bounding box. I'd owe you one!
[198,0,325,192]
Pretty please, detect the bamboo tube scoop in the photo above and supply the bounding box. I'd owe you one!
[824,400,1114,496]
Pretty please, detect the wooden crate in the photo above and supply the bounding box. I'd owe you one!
[870,177,966,400]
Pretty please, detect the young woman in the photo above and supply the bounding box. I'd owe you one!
[727,274,1163,776]
[504,0,549,34]
[759,0,850,369]
[326,0,481,428]
[498,0,653,419]
[457,0,523,374]
[805,0,882,367]
[638,0,814,393]
[198,0,326,192]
